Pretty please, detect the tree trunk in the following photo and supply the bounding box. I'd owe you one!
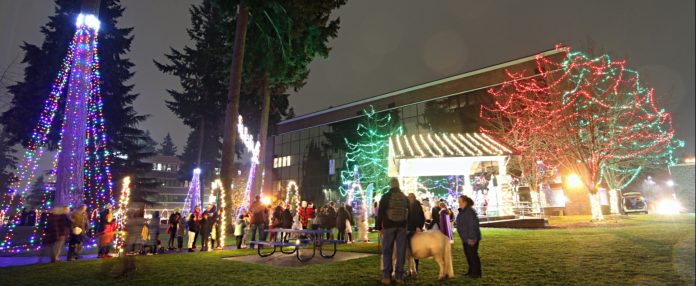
[253,73,270,198]
[220,0,249,224]
[197,119,205,208]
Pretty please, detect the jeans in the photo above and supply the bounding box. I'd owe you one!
[381,227,407,280]
[168,230,177,248]
[463,240,482,277]
[177,236,183,249]
[249,224,265,248]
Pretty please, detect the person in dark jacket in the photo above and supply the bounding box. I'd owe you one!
[280,203,293,229]
[200,204,216,251]
[375,178,410,285]
[345,204,355,243]
[269,205,283,241]
[42,206,71,263]
[325,201,337,239]
[406,193,425,272]
[167,208,182,250]
[187,206,202,252]
[430,202,441,230]
[68,205,88,261]
[456,195,482,278]
[336,204,349,241]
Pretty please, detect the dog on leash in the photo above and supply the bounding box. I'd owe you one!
[380,230,454,280]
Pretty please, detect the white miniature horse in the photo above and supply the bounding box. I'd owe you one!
[381,230,454,280]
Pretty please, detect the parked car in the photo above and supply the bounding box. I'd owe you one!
[621,192,648,214]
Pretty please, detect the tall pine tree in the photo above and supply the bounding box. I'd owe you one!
[155,0,292,182]
[158,133,178,156]
[0,0,153,202]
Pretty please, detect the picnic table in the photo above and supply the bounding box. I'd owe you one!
[249,228,345,262]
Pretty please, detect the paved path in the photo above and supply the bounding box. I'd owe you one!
[0,246,237,268]
[223,251,374,267]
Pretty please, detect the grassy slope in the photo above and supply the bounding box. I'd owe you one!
[0,215,693,286]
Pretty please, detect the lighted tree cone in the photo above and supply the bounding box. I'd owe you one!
[482,46,682,220]
[0,14,113,252]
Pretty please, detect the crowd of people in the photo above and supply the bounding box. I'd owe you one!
[232,195,358,249]
[375,178,482,285]
[34,181,481,282]
[39,203,117,262]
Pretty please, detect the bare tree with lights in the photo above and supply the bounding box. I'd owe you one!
[483,47,681,221]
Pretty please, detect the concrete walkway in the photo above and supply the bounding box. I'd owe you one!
[223,251,374,267]
[0,246,237,268]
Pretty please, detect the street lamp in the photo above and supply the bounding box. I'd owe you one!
[567,174,583,189]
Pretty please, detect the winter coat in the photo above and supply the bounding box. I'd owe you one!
[176,217,186,237]
[280,209,293,229]
[44,213,70,244]
[375,188,408,230]
[250,201,267,225]
[456,207,481,242]
[187,212,201,232]
[325,207,337,228]
[168,213,181,233]
[100,221,117,245]
[407,200,425,232]
[439,208,452,239]
[430,206,441,227]
[234,219,246,236]
[299,207,310,228]
[336,207,349,230]
[70,210,88,231]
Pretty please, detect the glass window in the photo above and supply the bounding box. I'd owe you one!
[287,131,296,142]
[292,141,301,155]
[290,166,298,180]
[281,142,291,155]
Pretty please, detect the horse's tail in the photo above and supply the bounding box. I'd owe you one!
[444,236,454,278]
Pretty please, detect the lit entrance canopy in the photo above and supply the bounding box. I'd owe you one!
[388,133,518,177]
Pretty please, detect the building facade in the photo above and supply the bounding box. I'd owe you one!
[263,49,567,208]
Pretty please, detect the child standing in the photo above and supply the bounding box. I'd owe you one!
[234,215,247,249]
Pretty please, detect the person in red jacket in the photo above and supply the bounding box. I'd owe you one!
[298,201,309,229]
[98,213,117,258]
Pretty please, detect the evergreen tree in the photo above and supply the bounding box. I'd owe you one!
[0,127,17,196]
[158,133,178,156]
[25,175,46,209]
[178,128,221,183]
[155,0,292,180]
[0,0,152,196]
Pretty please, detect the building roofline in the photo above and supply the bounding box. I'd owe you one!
[280,48,564,126]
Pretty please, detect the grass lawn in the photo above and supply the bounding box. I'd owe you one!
[0,214,693,285]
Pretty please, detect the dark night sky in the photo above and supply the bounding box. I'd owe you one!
[1,0,694,158]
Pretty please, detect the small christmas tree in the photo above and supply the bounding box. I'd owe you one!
[158,133,178,156]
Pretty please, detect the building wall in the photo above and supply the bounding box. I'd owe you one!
[670,164,695,212]
[265,49,568,202]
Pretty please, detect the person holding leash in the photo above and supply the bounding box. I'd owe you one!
[376,178,410,285]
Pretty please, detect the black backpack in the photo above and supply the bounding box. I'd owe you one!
[386,190,409,223]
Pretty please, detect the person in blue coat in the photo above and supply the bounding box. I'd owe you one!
[456,195,482,278]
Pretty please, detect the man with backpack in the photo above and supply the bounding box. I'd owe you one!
[375,178,410,285]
